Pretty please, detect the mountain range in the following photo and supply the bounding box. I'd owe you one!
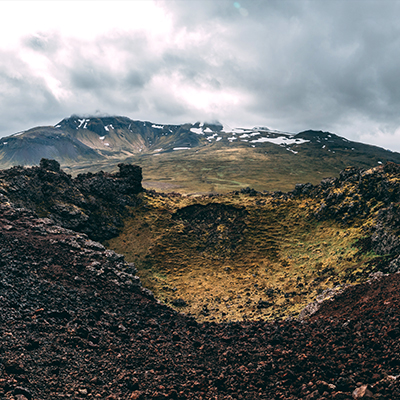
[1,115,400,193]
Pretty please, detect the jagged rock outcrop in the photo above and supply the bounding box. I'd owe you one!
[297,284,351,320]
[388,256,400,273]
[0,158,143,241]
[371,204,400,256]
[309,163,400,221]
[291,162,400,257]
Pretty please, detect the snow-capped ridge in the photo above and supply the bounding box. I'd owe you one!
[2,116,398,171]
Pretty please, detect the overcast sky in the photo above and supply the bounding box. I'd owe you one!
[2,0,400,151]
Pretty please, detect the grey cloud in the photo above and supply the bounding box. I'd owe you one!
[150,94,188,118]
[203,0,400,136]
[124,70,148,89]
[0,51,62,134]
[161,0,305,26]
[160,51,223,90]
[22,32,61,54]
[70,66,116,91]
[2,1,400,152]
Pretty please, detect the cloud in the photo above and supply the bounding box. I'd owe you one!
[0,48,62,133]
[1,0,400,151]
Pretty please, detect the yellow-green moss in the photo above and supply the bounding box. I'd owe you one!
[105,192,382,322]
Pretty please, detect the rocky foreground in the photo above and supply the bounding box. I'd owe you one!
[1,161,400,399]
[1,199,400,400]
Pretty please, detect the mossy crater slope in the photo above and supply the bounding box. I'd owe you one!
[106,163,400,322]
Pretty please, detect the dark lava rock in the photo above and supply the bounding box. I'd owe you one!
[13,387,32,400]
[171,298,188,307]
[290,162,400,257]
[0,158,143,241]
[40,158,61,172]
[371,203,400,255]
[292,182,314,196]
[306,163,400,224]
[388,256,400,273]
[240,186,258,196]
[172,203,248,256]
[257,299,273,309]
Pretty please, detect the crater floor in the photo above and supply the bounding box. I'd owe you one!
[106,191,381,322]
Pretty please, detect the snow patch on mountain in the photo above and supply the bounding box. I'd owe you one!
[250,137,309,145]
[104,124,114,132]
[222,126,252,134]
[190,127,204,135]
[207,134,218,141]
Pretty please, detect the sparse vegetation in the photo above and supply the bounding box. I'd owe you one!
[106,190,382,322]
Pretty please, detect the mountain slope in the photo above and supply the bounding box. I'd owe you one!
[1,115,400,193]
[0,126,103,167]
[55,116,205,156]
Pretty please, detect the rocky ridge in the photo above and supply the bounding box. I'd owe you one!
[293,162,400,259]
[0,159,143,241]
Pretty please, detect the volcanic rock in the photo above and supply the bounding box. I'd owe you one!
[352,384,374,398]
[1,161,400,399]
[0,158,143,241]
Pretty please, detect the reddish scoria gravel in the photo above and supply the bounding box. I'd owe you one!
[1,203,400,399]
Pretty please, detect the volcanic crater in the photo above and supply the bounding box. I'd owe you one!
[1,159,400,399]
